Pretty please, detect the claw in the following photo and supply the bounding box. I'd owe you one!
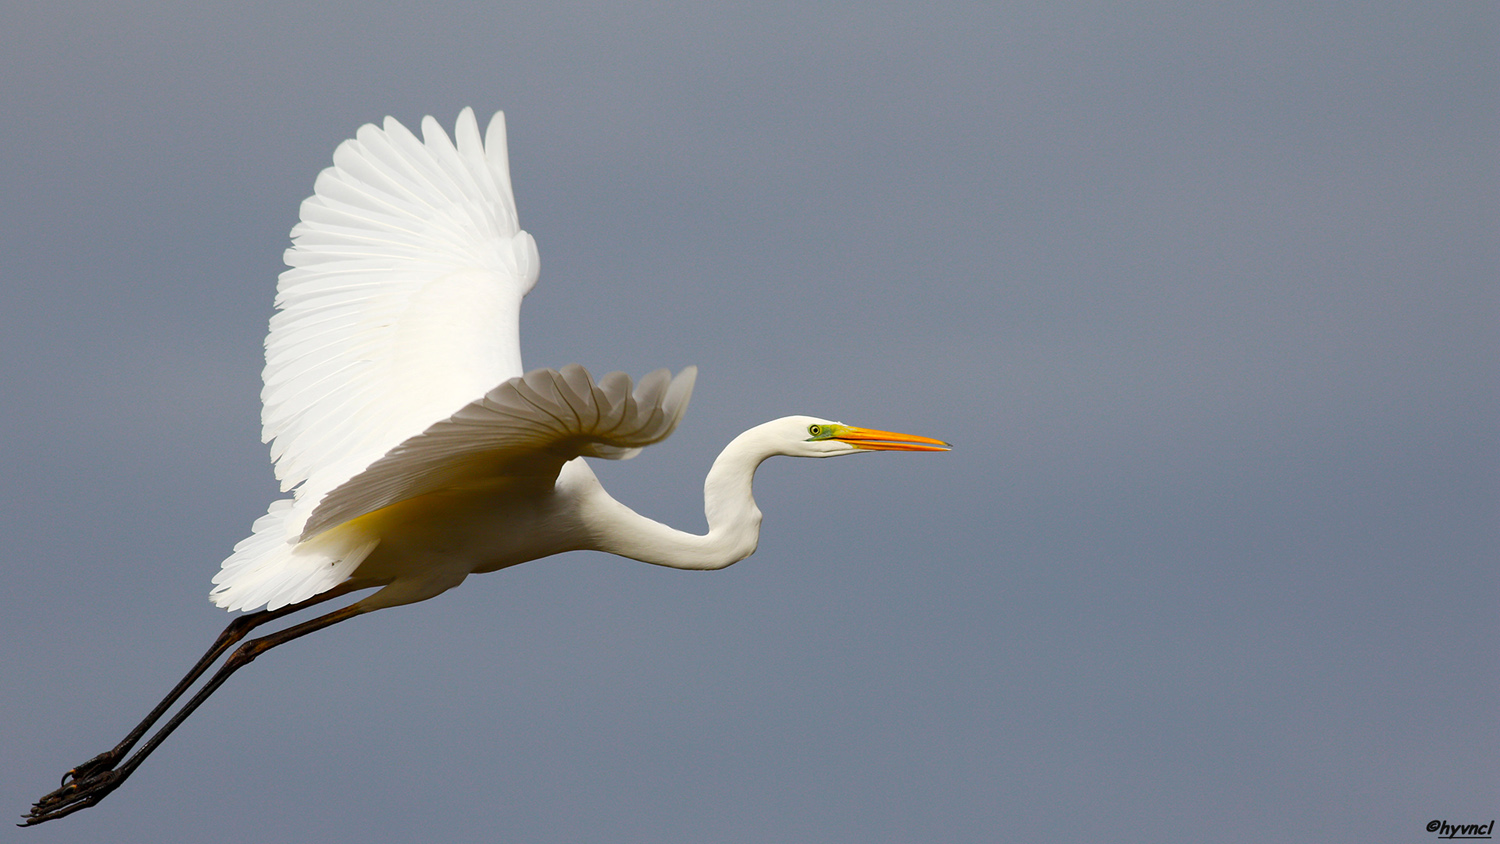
[22,765,123,826]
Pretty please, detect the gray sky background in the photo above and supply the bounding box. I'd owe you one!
[2,4,1494,843]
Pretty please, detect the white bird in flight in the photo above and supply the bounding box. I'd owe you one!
[24,108,947,825]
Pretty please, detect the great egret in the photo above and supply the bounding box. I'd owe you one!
[23,108,947,825]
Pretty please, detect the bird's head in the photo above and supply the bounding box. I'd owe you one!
[766,415,951,458]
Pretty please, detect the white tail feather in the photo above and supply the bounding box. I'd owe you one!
[211,499,378,612]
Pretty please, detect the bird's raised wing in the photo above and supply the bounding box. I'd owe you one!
[299,364,697,539]
[261,108,539,520]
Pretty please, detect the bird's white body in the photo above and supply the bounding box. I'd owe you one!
[205,108,944,617]
[253,435,769,614]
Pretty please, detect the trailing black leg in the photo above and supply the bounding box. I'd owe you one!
[21,583,367,826]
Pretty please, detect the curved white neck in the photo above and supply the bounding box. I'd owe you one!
[586,426,780,570]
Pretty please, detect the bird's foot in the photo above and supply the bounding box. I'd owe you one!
[20,756,125,826]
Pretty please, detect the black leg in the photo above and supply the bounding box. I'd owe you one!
[21,583,369,826]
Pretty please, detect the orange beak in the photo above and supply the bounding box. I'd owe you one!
[833,426,952,452]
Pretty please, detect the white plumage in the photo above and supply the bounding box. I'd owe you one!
[211,108,550,610]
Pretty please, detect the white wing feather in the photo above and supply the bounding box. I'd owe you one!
[212,109,550,612]
[302,363,698,538]
[262,108,538,529]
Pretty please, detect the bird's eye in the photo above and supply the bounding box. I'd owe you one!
[808,424,821,437]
